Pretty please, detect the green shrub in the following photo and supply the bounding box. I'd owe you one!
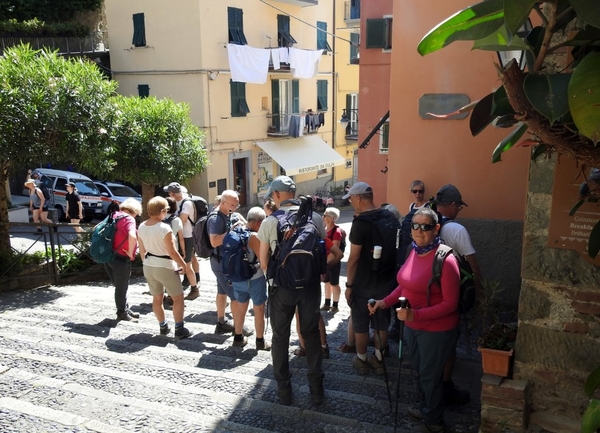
[0,19,91,37]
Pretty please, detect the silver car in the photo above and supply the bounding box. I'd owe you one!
[94,181,142,217]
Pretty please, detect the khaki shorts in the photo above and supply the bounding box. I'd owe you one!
[143,264,184,297]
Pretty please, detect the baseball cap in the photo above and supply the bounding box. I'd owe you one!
[163,182,184,193]
[265,175,296,199]
[342,182,372,199]
[67,182,76,188]
[436,184,468,207]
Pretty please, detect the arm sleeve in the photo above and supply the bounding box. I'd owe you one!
[412,255,460,321]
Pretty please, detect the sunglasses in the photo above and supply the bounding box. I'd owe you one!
[411,222,435,231]
[411,189,424,194]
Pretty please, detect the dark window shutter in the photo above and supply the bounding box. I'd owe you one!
[138,84,149,98]
[278,15,296,47]
[292,80,299,114]
[132,13,146,47]
[317,80,328,110]
[366,18,385,49]
[231,80,240,117]
[228,7,247,45]
[316,21,331,52]
[272,79,280,131]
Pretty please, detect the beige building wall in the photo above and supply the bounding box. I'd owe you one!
[105,0,347,206]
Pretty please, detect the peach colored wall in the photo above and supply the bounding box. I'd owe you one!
[385,0,529,221]
[357,0,393,203]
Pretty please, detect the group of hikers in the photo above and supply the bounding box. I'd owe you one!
[98,175,482,433]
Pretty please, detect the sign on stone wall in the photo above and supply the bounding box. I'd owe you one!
[548,159,600,266]
[257,151,274,197]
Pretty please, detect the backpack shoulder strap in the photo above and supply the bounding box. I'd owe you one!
[426,244,453,306]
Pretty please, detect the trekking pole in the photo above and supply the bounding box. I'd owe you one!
[368,298,393,414]
[394,297,408,433]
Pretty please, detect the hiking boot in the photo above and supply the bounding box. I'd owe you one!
[322,345,330,359]
[309,379,325,406]
[320,304,330,311]
[352,355,370,375]
[126,309,140,319]
[444,381,470,405]
[407,406,424,421]
[338,342,356,353]
[163,295,174,307]
[160,323,171,336]
[116,312,138,322]
[278,382,292,406]
[406,421,445,433]
[232,336,248,347]
[256,340,271,351]
[175,325,191,339]
[330,306,339,314]
[242,325,254,337]
[367,354,385,375]
[215,320,235,334]
[185,286,199,300]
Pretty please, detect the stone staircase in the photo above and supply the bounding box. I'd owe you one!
[0,269,482,433]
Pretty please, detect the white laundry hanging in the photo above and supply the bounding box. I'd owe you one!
[227,44,271,84]
[288,47,323,79]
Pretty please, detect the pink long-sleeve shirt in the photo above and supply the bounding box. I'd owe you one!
[383,247,460,332]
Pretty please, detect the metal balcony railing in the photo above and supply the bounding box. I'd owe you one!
[0,34,109,56]
[344,1,361,21]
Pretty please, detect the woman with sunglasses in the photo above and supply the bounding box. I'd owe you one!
[409,180,428,212]
[138,196,190,339]
[368,207,460,433]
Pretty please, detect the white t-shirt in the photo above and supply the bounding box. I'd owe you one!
[167,215,183,251]
[176,198,195,238]
[439,221,476,257]
[138,221,175,269]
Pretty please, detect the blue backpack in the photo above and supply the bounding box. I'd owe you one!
[267,196,327,289]
[221,227,257,282]
[90,214,127,264]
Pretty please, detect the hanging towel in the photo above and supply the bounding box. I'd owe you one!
[288,48,323,79]
[278,47,289,64]
[271,49,281,70]
[227,44,271,84]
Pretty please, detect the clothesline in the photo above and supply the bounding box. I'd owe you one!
[227,44,324,84]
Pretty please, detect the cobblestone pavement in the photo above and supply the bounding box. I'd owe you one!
[0,235,482,433]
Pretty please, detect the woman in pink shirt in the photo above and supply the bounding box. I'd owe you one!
[369,207,459,432]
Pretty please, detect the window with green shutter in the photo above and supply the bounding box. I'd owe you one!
[228,7,247,45]
[350,32,360,64]
[277,15,296,48]
[270,79,298,133]
[132,13,146,47]
[230,81,249,117]
[316,21,331,52]
[366,17,392,50]
[380,121,389,153]
[317,80,328,111]
[138,84,149,98]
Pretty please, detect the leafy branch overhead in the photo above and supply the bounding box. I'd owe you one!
[418,0,600,165]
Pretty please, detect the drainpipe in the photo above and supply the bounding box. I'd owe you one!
[331,0,337,189]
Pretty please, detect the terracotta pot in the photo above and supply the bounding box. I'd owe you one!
[478,347,514,377]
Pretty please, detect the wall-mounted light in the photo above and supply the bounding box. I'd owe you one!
[339,109,349,129]
[209,71,219,80]
[497,18,533,70]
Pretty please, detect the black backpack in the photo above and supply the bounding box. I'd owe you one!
[180,195,209,225]
[40,186,51,201]
[267,196,327,289]
[328,225,347,253]
[193,210,227,259]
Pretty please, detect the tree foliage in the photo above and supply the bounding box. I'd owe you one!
[0,0,102,22]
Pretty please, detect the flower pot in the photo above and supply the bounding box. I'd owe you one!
[478,347,514,377]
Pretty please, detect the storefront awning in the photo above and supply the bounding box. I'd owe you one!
[256,135,345,176]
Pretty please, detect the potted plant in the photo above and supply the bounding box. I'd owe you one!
[478,322,518,378]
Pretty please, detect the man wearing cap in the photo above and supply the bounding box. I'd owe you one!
[435,184,482,405]
[163,182,199,300]
[258,175,327,406]
[343,182,400,376]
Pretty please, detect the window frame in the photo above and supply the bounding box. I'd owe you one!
[230,80,250,118]
[365,17,392,50]
[317,80,328,111]
[132,13,146,47]
[350,32,360,64]
[271,78,299,133]
[316,21,332,52]
[138,84,149,98]
[228,7,248,45]
[379,119,390,153]
[277,15,297,48]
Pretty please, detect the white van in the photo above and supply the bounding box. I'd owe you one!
[34,168,103,222]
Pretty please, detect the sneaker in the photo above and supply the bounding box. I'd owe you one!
[294,346,306,356]
[232,336,248,347]
[338,342,356,353]
[126,309,140,319]
[320,304,330,311]
[116,312,138,322]
[160,324,171,336]
[352,355,370,375]
[184,287,199,300]
[322,345,330,359]
[215,320,235,334]
[367,354,385,375]
[407,421,444,433]
[407,406,423,421]
[278,382,292,406]
[175,326,191,339]
[330,307,339,314]
[242,325,254,337]
[444,381,470,405]
[256,340,271,351]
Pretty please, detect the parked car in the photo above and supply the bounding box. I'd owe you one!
[33,168,103,222]
[94,181,142,216]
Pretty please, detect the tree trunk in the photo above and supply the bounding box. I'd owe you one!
[0,162,11,255]
[141,183,155,221]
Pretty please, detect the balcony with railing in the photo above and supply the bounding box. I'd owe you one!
[344,0,361,24]
[0,33,108,56]
[272,0,318,7]
[267,112,325,137]
[339,108,358,140]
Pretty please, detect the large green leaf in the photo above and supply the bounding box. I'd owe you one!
[588,221,600,259]
[472,24,532,52]
[492,85,515,116]
[568,52,600,144]
[582,399,600,433]
[503,0,537,36]
[491,122,528,163]
[569,0,600,28]
[470,93,495,136]
[418,0,505,55]
[585,365,600,397]
[524,73,572,124]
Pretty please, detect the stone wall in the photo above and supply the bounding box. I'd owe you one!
[516,156,600,425]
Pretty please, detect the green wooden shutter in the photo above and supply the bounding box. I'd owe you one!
[345,94,352,134]
[317,80,328,110]
[231,80,240,117]
[366,19,385,49]
[316,21,331,51]
[132,13,146,47]
[228,7,247,45]
[277,14,296,47]
[138,84,149,98]
[292,80,299,114]
[272,79,280,131]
